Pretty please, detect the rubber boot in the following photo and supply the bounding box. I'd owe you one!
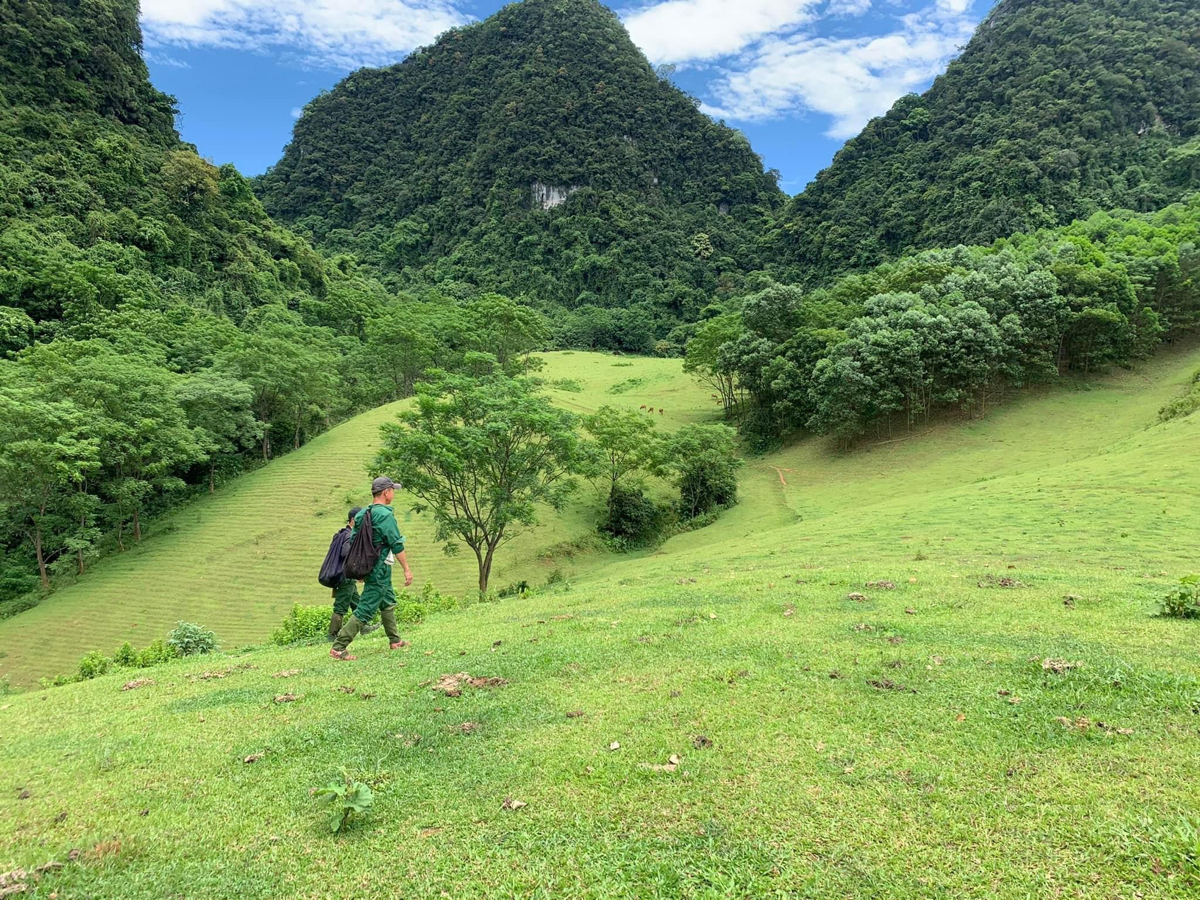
[381,607,407,649]
[331,615,364,659]
[361,620,382,636]
[327,613,343,643]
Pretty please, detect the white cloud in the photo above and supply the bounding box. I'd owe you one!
[141,49,192,68]
[622,0,823,65]
[700,4,977,137]
[139,0,470,70]
[826,0,872,16]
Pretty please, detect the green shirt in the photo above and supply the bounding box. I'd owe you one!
[352,504,406,556]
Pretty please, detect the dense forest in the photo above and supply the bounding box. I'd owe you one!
[1,0,1199,616]
[771,0,1200,284]
[0,0,547,614]
[256,0,784,351]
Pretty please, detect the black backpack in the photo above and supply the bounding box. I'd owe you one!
[318,528,351,588]
[343,505,380,580]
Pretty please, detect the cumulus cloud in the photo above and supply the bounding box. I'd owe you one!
[140,0,470,69]
[826,0,873,16]
[696,3,977,137]
[622,0,823,65]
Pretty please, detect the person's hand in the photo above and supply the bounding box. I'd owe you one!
[404,568,414,587]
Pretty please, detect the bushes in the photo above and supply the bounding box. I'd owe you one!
[602,485,667,546]
[168,621,218,656]
[77,650,112,680]
[663,424,741,519]
[1159,576,1200,619]
[1159,369,1200,422]
[271,605,331,646]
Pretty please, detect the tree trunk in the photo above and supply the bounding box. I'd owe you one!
[209,462,216,494]
[133,507,141,543]
[78,513,86,575]
[117,520,124,552]
[35,524,48,588]
[262,429,271,461]
[478,544,497,594]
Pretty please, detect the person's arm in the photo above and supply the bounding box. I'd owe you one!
[379,512,413,586]
[396,549,413,586]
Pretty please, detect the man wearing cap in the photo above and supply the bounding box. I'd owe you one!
[330,476,414,660]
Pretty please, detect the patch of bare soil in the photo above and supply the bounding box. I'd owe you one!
[427,672,508,697]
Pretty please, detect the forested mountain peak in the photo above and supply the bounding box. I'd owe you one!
[257,0,785,340]
[773,0,1200,285]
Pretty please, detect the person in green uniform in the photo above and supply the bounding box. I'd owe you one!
[326,507,381,641]
[330,476,414,660]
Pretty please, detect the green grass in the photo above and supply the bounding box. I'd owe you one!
[0,347,1199,897]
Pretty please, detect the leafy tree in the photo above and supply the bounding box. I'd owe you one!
[176,370,261,492]
[0,384,99,586]
[582,405,661,501]
[374,371,585,593]
[683,313,744,418]
[662,424,741,519]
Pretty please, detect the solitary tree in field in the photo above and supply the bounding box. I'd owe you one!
[374,369,585,593]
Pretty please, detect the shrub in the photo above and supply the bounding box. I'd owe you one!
[1159,368,1200,422]
[271,605,330,646]
[497,580,529,598]
[419,581,459,612]
[112,642,139,668]
[545,568,565,586]
[601,485,667,546]
[137,639,177,667]
[663,423,741,519]
[1159,576,1200,619]
[314,769,375,833]
[0,675,11,696]
[78,650,112,680]
[397,602,426,626]
[167,621,217,656]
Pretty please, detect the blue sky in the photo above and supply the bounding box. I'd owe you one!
[141,0,991,194]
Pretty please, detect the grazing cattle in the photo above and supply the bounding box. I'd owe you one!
[639,405,646,410]
[658,408,664,415]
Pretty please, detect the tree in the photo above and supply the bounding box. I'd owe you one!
[176,370,261,492]
[0,385,99,587]
[582,405,661,501]
[683,313,744,418]
[662,424,741,519]
[374,372,585,593]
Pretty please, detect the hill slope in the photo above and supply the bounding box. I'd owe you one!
[773,0,1200,284]
[0,348,1198,896]
[256,0,783,337]
[0,353,712,685]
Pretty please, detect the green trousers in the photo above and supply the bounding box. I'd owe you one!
[333,605,400,651]
[351,559,396,624]
[332,579,359,616]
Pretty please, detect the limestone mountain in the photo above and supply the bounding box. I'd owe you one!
[772,0,1200,285]
[256,0,784,343]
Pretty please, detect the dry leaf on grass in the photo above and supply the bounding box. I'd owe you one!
[867,678,916,693]
[783,606,794,617]
[905,607,916,615]
[243,753,264,764]
[608,741,621,751]
[1041,658,1084,675]
[336,685,356,694]
[866,581,896,590]
[273,693,299,703]
[121,678,154,691]
[459,722,480,734]
[502,798,527,810]
[641,753,683,773]
[847,592,868,602]
[566,710,585,719]
[272,669,300,678]
[692,735,712,749]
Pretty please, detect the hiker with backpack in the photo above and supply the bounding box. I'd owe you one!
[330,476,414,660]
[317,507,381,642]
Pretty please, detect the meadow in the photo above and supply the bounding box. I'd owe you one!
[0,347,1198,898]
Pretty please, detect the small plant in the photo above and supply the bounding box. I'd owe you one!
[137,639,177,667]
[314,769,374,833]
[112,642,139,667]
[1159,575,1200,619]
[419,581,459,612]
[78,650,112,680]
[497,580,529,598]
[271,605,331,645]
[396,601,426,626]
[0,674,11,696]
[167,621,217,656]
[545,568,565,586]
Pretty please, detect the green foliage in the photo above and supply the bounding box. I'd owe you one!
[663,424,741,519]
[375,372,587,592]
[1158,576,1200,619]
[1159,369,1200,422]
[112,641,138,667]
[136,639,176,668]
[496,581,530,598]
[396,603,426,627]
[773,0,1200,284]
[167,621,217,657]
[77,650,111,681]
[271,605,331,646]
[258,0,783,336]
[601,484,667,547]
[704,199,1200,444]
[313,769,375,834]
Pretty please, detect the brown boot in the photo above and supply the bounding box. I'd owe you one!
[329,648,357,661]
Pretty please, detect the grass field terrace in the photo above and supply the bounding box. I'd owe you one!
[0,347,1198,898]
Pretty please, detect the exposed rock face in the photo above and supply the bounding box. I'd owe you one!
[532,182,578,210]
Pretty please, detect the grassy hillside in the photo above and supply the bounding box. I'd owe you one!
[0,353,711,686]
[0,347,1198,897]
